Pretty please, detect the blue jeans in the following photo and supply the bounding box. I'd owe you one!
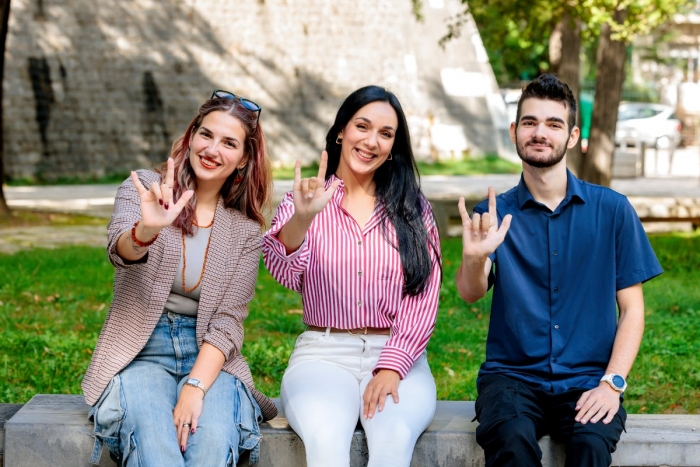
[89,312,262,466]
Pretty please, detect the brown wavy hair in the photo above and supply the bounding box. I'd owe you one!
[159,97,273,234]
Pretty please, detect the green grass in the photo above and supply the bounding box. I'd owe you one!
[271,155,521,180]
[416,154,522,176]
[0,233,698,414]
[6,172,131,186]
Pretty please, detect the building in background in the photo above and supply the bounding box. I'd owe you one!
[4,0,512,181]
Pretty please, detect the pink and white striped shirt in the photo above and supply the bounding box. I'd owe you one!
[262,175,441,378]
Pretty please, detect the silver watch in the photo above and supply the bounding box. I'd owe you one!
[185,378,208,397]
[600,374,627,393]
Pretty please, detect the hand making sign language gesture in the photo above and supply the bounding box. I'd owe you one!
[456,187,512,303]
[277,151,342,253]
[118,158,194,262]
[292,150,342,217]
[458,187,512,259]
[131,157,194,230]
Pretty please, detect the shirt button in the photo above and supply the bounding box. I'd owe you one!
[554,324,560,329]
[554,287,559,293]
[553,358,558,363]
[358,271,363,277]
[357,301,363,307]
[358,241,362,246]
[553,250,558,256]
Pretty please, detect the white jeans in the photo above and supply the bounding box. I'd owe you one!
[280,329,437,467]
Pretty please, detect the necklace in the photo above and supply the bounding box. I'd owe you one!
[181,218,214,293]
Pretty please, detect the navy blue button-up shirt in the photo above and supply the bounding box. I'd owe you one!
[475,170,662,393]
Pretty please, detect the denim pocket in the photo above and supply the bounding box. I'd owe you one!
[235,379,263,465]
[88,375,125,464]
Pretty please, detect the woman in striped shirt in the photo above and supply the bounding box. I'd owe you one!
[263,85,442,467]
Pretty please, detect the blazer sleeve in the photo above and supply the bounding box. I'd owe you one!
[203,221,261,359]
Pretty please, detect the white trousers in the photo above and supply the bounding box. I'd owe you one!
[280,330,437,467]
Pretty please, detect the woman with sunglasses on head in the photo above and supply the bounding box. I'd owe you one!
[263,85,442,467]
[82,91,276,467]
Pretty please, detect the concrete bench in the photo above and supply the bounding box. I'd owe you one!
[428,196,700,238]
[1,395,699,466]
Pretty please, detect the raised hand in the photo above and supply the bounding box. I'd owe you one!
[131,157,194,232]
[291,151,342,220]
[458,187,512,260]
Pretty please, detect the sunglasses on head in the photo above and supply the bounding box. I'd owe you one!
[210,90,262,119]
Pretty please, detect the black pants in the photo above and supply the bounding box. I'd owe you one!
[474,374,626,467]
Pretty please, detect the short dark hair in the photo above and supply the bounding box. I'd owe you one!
[516,74,577,132]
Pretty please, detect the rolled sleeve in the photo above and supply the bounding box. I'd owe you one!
[262,193,310,293]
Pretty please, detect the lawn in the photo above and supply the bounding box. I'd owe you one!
[4,155,521,187]
[0,233,698,414]
[271,154,522,180]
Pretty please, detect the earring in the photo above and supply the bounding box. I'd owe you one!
[233,166,245,185]
[387,153,393,160]
[336,136,342,144]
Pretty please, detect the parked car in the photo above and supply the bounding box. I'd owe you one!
[615,102,682,149]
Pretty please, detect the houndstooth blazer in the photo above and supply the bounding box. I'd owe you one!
[81,170,277,421]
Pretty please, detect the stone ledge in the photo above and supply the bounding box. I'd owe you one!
[2,396,699,466]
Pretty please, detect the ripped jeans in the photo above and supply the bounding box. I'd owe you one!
[88,312,262,466]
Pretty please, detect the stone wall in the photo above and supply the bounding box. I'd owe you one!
[4,0,510,180]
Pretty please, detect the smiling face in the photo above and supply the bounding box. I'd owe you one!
[336,101,398,181]
[188,110,248,189]
[512,98,579,169]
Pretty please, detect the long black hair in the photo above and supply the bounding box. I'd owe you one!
[324,85,441,296]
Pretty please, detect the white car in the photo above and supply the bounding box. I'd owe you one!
[615,103,682,149]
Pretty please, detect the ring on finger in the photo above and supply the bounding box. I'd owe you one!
[182,423,191,428]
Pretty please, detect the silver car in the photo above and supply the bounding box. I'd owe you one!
[615,103,682,149]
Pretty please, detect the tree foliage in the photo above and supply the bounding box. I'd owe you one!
[439,0,692,85]
[425,0,694,185]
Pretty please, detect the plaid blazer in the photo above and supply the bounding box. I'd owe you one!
[81,170,277,421]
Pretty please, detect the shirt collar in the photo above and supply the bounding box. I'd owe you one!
[517,169,586,210]
[325,173,386,223]
[326,174,345,204]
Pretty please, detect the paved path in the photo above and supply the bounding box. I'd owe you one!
[3,147,699,253]
[0,225,106,254]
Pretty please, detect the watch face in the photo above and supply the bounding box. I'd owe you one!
[188,378,200,385]
[612,375,625,388]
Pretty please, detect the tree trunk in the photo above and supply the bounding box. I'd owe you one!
[551,12,583,176]
[581,11,627,186]
[0,0,11,216]
[548,18,563,76]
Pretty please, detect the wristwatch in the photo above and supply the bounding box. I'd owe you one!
[600,374,627,393]
[185,378,208,397]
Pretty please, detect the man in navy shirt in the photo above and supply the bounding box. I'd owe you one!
[456,74,662,467]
